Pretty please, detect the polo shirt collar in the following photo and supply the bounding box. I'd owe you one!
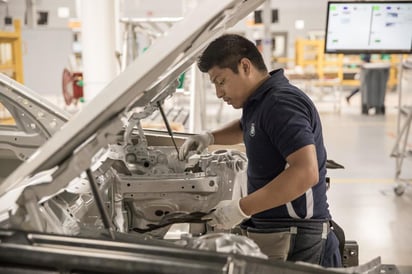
[244,69,287,108]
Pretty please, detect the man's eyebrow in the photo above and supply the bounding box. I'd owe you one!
[210,75,217,84]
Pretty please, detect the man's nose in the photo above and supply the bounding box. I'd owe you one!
[215,87,224,98]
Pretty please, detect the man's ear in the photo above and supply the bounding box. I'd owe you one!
[239,58,251,75]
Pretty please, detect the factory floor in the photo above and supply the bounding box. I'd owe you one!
[206,87,412,270]
[322,101,412,268]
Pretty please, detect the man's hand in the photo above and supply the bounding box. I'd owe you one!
[178,131,214,160]
[202,199,250,230]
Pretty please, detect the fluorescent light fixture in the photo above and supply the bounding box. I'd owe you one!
[295,19,305,29]
[57,7,70,18]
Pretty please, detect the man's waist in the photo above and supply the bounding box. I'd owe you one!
[244,217,331,232]
[252,206,330,220]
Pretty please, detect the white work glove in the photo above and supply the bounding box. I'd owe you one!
[179,131,214,160]
[202,199,250,230]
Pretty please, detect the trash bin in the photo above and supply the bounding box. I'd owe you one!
[360,63,390,115]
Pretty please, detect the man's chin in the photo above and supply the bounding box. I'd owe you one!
[225,101,241,109]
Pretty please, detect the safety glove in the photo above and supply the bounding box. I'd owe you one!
[202,199,250,230]
[178,131,214,160]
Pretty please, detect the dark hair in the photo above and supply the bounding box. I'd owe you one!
[197,34,267,73]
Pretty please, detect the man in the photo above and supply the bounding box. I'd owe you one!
[345,53,371,104]
[179,34,341,267]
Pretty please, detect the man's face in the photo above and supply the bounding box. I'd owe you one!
[208,64,250,109]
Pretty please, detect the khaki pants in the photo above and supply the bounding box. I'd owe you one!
[241,227,297,261]
[240,219,330,264]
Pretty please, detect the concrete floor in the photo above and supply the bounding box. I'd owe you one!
[205,87,412,269]
[322,93,412,268]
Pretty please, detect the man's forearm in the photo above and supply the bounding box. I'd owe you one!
[212,119,243,145]
[239,145,319,216]
[239,165,316,216]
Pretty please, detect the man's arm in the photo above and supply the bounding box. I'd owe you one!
[239,144,319,216]
[212,119,243,145]
[178,119,243,160]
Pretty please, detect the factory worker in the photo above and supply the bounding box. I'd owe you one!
[179,34,342,267]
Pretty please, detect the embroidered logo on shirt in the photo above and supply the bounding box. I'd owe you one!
[249,123,256,137]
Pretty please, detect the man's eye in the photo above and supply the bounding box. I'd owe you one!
[218,80,225,86]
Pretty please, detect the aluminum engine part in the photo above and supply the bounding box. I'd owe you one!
[179,232,268,259]
[110,145,247,237]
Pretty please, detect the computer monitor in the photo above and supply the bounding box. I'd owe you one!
[324,1,412,54]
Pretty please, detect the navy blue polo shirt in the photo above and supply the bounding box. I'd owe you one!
[240,69,330,220]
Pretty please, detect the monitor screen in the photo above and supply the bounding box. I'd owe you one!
[325,1,412,53]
